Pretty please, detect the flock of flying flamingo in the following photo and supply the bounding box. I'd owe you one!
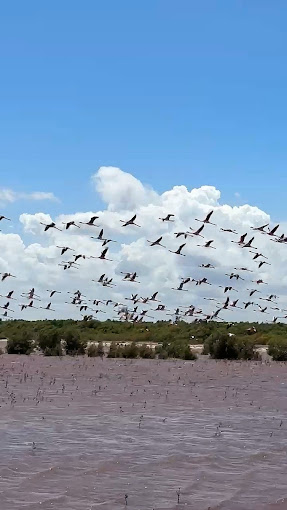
[0,211,286,324]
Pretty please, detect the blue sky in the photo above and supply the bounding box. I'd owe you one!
[0,1,287,220]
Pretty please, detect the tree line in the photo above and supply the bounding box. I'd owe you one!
[1,318,287,361]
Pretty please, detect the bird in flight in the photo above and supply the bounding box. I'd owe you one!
[56,246,75,256]
[79,216,100,227]
[120,214,141,227]
[195,210,216,225]
[62,221,80,230]
[147,236,166,247]
[189,224,205,238]
[251,223,269,232]
[197,240,215,249]
[1,273,16,282]
[159,214,175,222]
[169,243,186,256]
[40,222,61,232]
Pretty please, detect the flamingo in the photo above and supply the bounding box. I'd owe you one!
[0,302,14,312]
[172,282,188,291]
[92,273,105,284]
[242,237,256,249]
[150,292,160,302]
[189,224,205,238]
[248,289,260,297]
[221,297,230,309]
[234,267,253,272]
[243,301,254,309]
[154,304,168,311]
[73,254,87,262]
[147,236,166,247]
[79,216,99,226]
[251,223,269,232]
[249,251,268,260]
[169,243,186,256]
[40,302,55,311]
[219,286,238,293]
[230,299,242,309]
[220,228,237,234]
[62,221,80,230]
[21,288,40,300]
[174,231,190,239]
[197,240,215,249]
[257,305,269,314]
[102,238,117,246]
[195,210,216,225]
[266,224,280,236]
[258,261,271,269]
[90,248,113,261]
[91,229,105,241]
[231,233,247,245]
[120,215,141,227]
[1,273,16,282]
[199,263,215,268]
[56,246,75,256]
[259,294,277,302]
[0,215,11,221]
[2,310,13,318]
[40,222,61,232]
[195,277,211,286]
[27,300,38,309]
[225,273,244,280]
[159,214,175,222]
[47,290,61,298]
[0,291,16,300]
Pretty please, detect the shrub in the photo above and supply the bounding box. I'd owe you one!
[63,330,86,355]
[6,332,34,355]
[268,338,287,361]
[87,342,105,357]
[38,328,62,354]
[43,344,63,357]
[107,343,122,358]
[183,347,197,360]
[205,332,256,360]
[155,340,197,360]
[139,344,155,359]
[122,342,139,358]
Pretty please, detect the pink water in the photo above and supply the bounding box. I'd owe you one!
[1,355,287,509]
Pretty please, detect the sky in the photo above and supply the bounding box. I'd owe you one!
[0,2,287,322]
[0,1,287,219]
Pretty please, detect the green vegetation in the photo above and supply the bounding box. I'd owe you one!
[87,342,105,357]
[268,338,287,361]
[1,318,287,361]
[204,332,257,360]
[6,331,34,355]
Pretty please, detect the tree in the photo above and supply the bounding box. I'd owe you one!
[268,338,287,361]
[63,329,86,355]
[37,328,62,356]
[6,331,34,355]
[205,332,256,360]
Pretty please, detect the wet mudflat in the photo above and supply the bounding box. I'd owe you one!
[1,356,287,510]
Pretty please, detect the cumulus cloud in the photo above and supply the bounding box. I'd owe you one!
[92,166,159,211]
[0,188,58,206]
[0,166,286,323]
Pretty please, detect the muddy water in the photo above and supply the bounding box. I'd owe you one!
[1,356,287,509]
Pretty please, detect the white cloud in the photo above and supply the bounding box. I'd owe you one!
[92,166,159,211]
[0,188,58,206]
[0,166,286,323]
